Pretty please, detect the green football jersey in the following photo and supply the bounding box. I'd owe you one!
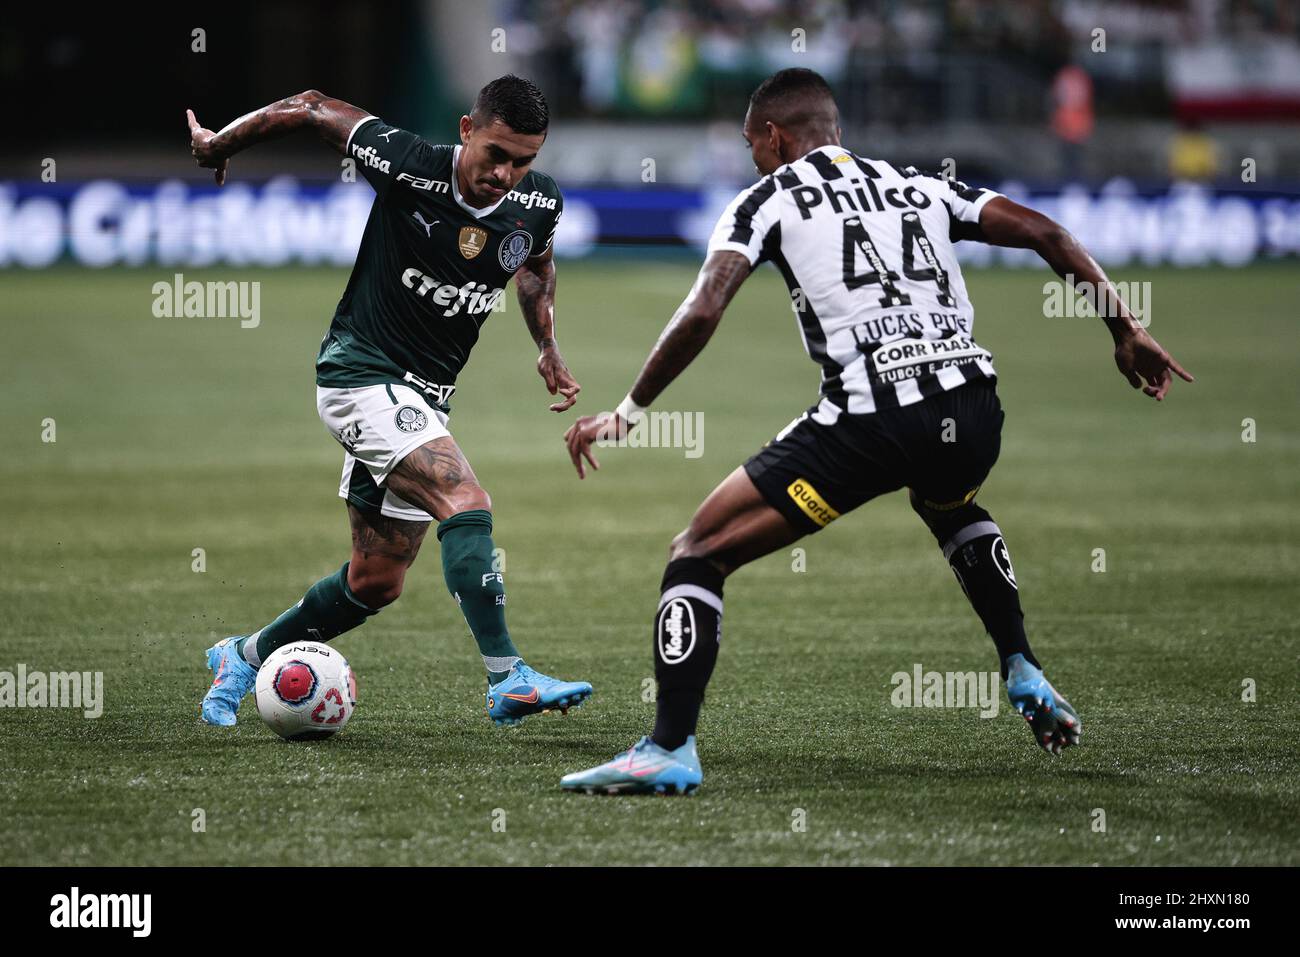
[315,116,563,409]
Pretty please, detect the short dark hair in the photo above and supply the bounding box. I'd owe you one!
[748,68,838,135]
[472,75,549,135]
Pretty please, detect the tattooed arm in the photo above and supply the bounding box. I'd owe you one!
[186,90,370,185]
[516,245,581,412]
[562,250,751,478]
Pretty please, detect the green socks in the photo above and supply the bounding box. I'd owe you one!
[235,515,520,684]
[238,562,377,667]
[437,509,520,683]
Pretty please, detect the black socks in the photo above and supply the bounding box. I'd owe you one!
[923,502,1038,678]
[651,557,725,750]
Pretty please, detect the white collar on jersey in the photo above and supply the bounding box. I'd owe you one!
[451,145,510,219]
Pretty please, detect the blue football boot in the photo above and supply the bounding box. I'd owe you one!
[485,662,592,726]
[200,637,258,726]
[560,736,702,795]
[1006,653,1081,755]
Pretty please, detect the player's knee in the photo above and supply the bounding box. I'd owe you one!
[667,524,729,575]
[909,488,989,543]
[667,524,698,562]
[448,481,491,514]
[347,563,405,609]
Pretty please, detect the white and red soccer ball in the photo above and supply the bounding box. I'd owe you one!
[255,642,356,740]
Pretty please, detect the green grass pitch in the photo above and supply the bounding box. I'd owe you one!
[1,259,1296,865]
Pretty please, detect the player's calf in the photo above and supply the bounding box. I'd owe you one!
[388,437,593,703]
[651,557,726,750]
[910,491,1038,680]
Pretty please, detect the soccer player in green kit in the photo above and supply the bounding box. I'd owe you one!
[188,76,594,728]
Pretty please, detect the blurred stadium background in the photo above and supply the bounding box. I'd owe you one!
[2,0,1299,268]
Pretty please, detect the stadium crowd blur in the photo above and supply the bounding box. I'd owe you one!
[498,0,1300,183]
[515,0,1291,117]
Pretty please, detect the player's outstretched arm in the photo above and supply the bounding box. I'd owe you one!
[516,245,581,412]
[977,197,1194,400]
[186,90,370,185]
[562,250,750,478]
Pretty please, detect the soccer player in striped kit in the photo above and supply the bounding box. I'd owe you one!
[559,68,1193,794]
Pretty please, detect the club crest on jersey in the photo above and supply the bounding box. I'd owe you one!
[657,598,696,665]
[272,660,319,707]
[498,229,533,271]
[394,405,428,433]
[459,226,488,259]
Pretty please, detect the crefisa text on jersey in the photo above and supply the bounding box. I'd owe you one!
[506,188,557,211]
[400,268,506,318]
[350,141,390,174]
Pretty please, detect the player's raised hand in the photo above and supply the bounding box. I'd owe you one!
[563,411,627,479]
[187,109,229,186]
[538,347,581,412]
[1113,327,1194,401]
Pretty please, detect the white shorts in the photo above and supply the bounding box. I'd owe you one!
[316,383,451,523]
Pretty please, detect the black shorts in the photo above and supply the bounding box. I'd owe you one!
[744,379,1004,534]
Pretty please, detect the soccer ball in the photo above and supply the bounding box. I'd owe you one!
[255,642,356,741]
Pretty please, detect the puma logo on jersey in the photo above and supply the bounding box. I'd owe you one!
[378,129,397,141]
[412,212,440,236]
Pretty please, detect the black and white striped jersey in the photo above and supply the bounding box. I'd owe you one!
[708,145,1002,420]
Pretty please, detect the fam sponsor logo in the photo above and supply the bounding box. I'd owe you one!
[401,371,456,406]
[151,273,260,328]
[351,142,390,174]
[506,188,557,211]
[890,663,1000,718]
[0,664,103,718]
[397,172,449,193]
[400,268,506,318]
[49,887,151,937]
